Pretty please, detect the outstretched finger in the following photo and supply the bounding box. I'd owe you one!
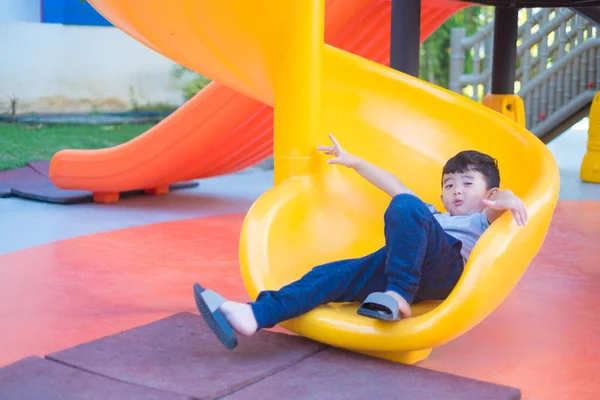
[317,145,334,152]
[328,133,342,149]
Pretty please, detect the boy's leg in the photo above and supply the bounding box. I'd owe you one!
[250,248,388,330]
[382,194,464,305]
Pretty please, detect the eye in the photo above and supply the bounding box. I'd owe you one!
[445,184,453,189]
[464,182,473,186]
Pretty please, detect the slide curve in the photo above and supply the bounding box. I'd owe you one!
[49,0,466,193]
[78,0,560,363]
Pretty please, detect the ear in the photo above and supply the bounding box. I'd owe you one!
[486,187,499,199]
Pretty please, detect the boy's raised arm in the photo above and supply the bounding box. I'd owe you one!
[317,134,408,197]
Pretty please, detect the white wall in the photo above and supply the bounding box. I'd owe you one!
[0,0,40,23]
[0,22,187,114]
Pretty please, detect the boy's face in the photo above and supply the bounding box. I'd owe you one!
[440,169,497,216]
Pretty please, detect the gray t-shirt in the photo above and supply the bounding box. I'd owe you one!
[406,190,490,260]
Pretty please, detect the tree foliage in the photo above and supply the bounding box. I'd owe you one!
[419,6,493,89]
[171,66,212,100]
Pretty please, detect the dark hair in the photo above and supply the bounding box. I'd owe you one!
[442,150,500,189]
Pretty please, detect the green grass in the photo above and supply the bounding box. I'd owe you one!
[0,122,155,171]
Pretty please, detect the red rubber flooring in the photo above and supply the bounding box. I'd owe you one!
[0,201,598,399]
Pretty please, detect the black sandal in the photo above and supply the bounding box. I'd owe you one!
[193,283,238,349]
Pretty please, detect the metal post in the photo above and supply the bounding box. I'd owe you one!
[491,6,519,94]
[390,0,421,77]
[449,28,466,93]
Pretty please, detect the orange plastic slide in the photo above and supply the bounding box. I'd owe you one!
[49,0,467,197]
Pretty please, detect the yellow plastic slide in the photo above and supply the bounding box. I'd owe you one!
[86,0,560,363]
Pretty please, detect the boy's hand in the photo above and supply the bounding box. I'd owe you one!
[482,191,528,226]
[317,133,408,197]
[317,134,359,168]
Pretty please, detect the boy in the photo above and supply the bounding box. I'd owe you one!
[193,134,528,349]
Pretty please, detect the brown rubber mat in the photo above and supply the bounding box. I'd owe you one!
[41,312,521,399]
[0,166,43,198]
[47,312,327,399]
[226,348,522,400]
[1,162,199,203]
[0,356,191,400]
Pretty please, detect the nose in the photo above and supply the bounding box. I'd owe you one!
[454,186,462,195]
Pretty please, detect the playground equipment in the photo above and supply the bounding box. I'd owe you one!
[581,92,600,183]
[77,0,559,364]
[450,7,600,142]
[48,0,466,202]
[49,2,600,204]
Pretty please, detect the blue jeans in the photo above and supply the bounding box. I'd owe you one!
[250,194,464,330]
